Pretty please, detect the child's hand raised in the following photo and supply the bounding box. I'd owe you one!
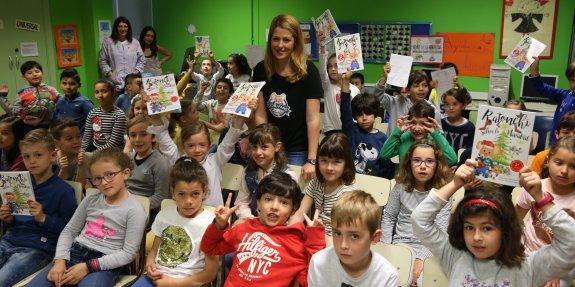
[530,56,540,77]
[383,63,391,78]
[303,209,324,228]
[396,115,412,132]
[208,51,215,60]
[214,193,239,230]
[186,54,196,69]
[454,159,477,188]
[317,31,327,46]
[339,70,352,92]
[519,167,543,202]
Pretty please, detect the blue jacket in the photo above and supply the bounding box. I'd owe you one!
[529,75,575,143]
[2,174,77,254]
[54,92,93,134]
[115,93,132,115]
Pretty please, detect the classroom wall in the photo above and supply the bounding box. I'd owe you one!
[153,0,575,99]
[48,0,114,100]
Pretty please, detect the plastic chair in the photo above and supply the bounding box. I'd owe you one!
[354,173,391,206]
[372,242,414,286]
[421,257,448,287]
[65,180,84,205]
[532,116,553,154]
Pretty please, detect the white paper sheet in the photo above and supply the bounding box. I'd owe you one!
[245,45,265,69]
[387,54,413,88]
[430,67,457,98]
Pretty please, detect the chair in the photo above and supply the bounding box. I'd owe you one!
[288,164,308,192]
[65,180,84,205]
[532,116,553,154]
[421,257,448,287]
[354,173,391,206]
[372,242,414,286]
[450,187,466,213]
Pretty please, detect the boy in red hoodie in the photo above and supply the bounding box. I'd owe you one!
[201,172,325,287]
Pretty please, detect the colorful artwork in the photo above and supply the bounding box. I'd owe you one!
[471,105,535,186]
[411,36,443,63]
[439,32,495,77]
[0,172,35,215]
[312,9,341,45]
[504,35,546,73]
[222,82,266,118]
[195,36,211,56]
[53,24,82,68]
[500,0,558,58]
[144,74,181,115]
[334,33,364,73]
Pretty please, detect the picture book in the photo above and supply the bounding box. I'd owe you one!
[312,9,341,45]
[334,33,364,73]
[195,36,211,56]
[222,81,266,118]
[504,35,546,73]
[0,171,35,216]
[144,74,181,115]
[471,105,535,186]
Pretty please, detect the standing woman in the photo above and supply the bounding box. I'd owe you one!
[253,14,323,180]
[99,16,145,91]
[139,26,172,76]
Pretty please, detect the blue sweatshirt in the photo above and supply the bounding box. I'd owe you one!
[441,118,475,152]
[2,174,77,254]
[528,75,575,143]
[341,91,393,179]
[54,92,94,134]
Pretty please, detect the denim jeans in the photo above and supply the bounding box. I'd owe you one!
[286,151,307,166]
[28,242,120,287]
[132,275,155,287]
[0,239,51,287]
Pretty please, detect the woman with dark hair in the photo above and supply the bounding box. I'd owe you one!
[253,14,324,180]
[99,16,145,91]
[139,26,172,76]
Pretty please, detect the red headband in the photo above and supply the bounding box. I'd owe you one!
[463,198,500,211]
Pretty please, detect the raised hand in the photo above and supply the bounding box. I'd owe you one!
[454,159,477,188]
[208,51,215,60]
[396,115,412,132]
[530,56,540,77]
[186,54,196,69]
[303,209,324,228]
[339,70,352,92]
[317,31,327,46]
[519,167,543,202]
[214,193,239,230]
[422,117,439,133]
[383,63,391,78]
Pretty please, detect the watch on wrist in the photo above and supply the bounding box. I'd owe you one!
[306,158,317,165]
[533,192,554,213]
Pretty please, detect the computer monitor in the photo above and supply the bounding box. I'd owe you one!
[520,74,558,104]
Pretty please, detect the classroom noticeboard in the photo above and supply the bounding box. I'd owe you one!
[438,32,495,77]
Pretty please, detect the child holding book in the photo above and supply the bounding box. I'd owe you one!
[0,129,77,286]
[190,51,224,102]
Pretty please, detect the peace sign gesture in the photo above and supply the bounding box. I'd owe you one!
[303,209,324,228]
[214,193,239,230]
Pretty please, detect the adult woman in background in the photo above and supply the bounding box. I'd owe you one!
[139,26,172,76]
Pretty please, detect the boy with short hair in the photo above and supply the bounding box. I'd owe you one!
[308,190,398,286]
[340,73,393,179]
[0,128,77,286]
[0,61,59,127]
[115,73,142,114]
[531,111,575,173]
[50,119,90,183]
[54,68,94,133]
[350,72,365,93]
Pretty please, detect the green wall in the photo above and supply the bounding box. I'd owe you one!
[154,0,575,99]
[48,0,113,101]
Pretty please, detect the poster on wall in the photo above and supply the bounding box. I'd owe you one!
[410,36,443,63]
[439,32,495,77]
[471,105,535,186]
[500,0,558,59]
[53,24,81,68]
[98,20,111,46]
[504,35,546,73]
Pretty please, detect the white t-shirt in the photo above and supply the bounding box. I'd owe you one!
[151,205,215,278]
[308,246,398,287]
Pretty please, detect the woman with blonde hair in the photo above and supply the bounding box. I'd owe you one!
[253,14,323,180]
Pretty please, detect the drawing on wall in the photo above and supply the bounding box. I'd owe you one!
[500,0,558,58]
[53,24,82,68]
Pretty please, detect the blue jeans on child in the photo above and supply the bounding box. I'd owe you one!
[0,239,51,287]
[286,151,307,166]
[27,242,121,287]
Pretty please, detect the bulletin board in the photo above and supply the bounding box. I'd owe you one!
[438,32,495,77]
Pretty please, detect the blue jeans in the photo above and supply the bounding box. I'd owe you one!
[0,239,51,287]
[28,242,120,287]
[286,151,307,166]
[132,275,155,287]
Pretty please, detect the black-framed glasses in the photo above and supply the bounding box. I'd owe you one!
[411,158,437,167]
[88,170,123,186]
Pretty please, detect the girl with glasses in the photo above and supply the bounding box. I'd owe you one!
[381,140,452,286]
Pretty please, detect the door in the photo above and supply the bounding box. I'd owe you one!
[0,0,56,110]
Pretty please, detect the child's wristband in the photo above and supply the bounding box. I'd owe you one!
[85,259,100,273]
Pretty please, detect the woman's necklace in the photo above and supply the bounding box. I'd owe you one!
[472,258,503,286]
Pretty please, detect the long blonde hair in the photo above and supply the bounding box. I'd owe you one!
[264,15,307,83]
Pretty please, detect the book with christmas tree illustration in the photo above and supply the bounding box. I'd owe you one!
[0,171,35,215]
[144,74,181,115]
[471,105,535,186]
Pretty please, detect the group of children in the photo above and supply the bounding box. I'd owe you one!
[0,32,574,287]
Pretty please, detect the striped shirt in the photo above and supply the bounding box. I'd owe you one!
[303,178,357,235]
[82,106,126,151]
